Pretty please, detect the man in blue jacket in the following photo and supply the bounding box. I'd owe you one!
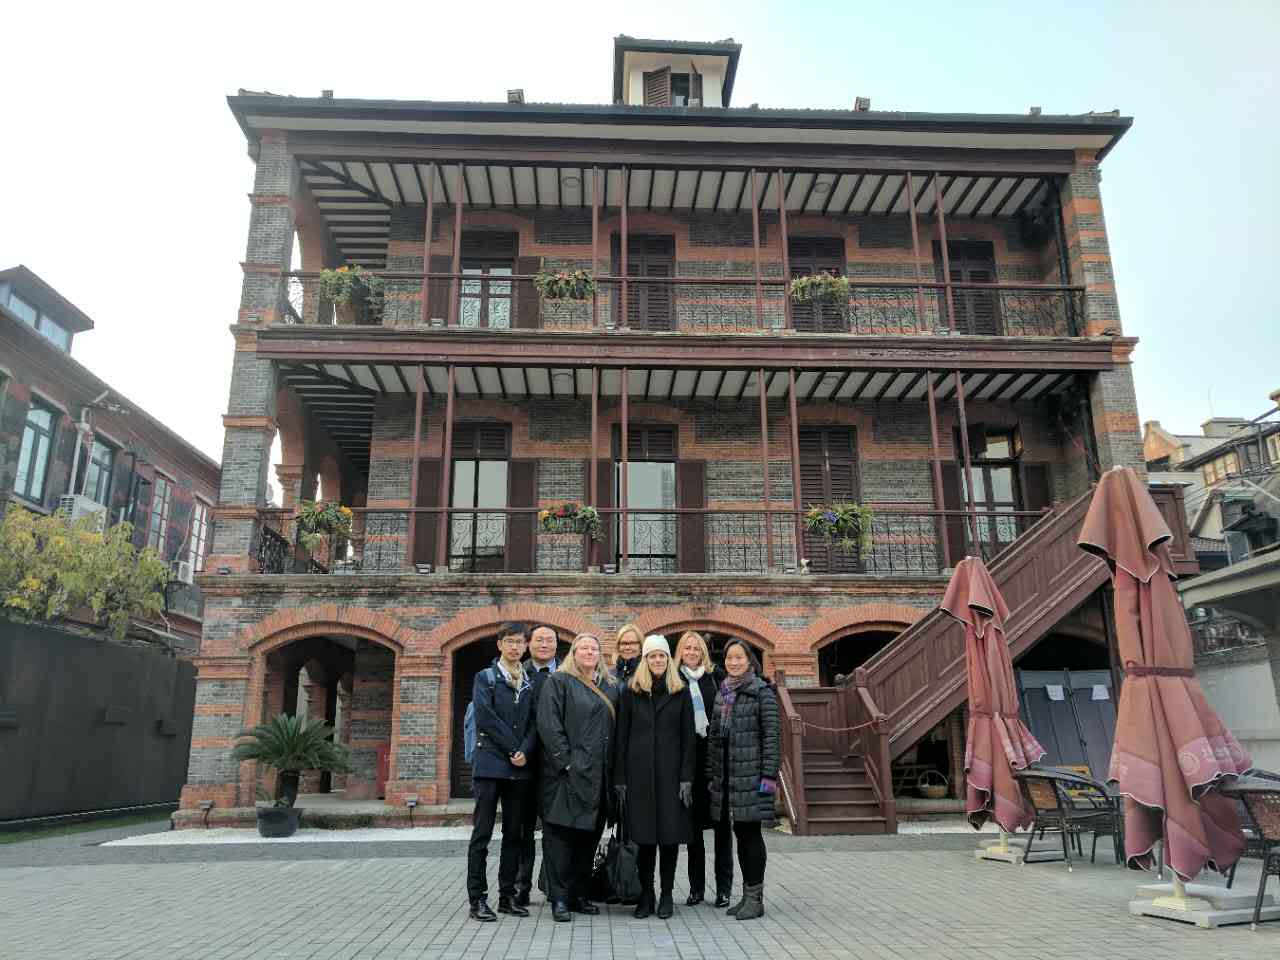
[467,622,539,921]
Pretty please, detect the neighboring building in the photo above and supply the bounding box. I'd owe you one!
[0,265,221,651]
[181,36,1193,829]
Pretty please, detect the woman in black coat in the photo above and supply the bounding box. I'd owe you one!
[675,630,733,907]
[536,633,617,923]
[614,634,694,919]
[706,640,779,922]
[612,622,643,686]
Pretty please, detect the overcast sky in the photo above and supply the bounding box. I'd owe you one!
[3,0,1276,466]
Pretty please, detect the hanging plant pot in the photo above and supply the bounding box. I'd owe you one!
[788,272,850,305]
[256,805,303,838]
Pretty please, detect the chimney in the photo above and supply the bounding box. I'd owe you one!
[507,89,525,104]
[854,96,871,112]
[1270,386,1280,406]
[1029,106,1042,116]
[321,89,333,99]
[1201,417,1249,438]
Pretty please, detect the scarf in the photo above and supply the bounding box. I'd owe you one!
[719,671,754,725]
[496,659,530,702]
[681,664,709,738]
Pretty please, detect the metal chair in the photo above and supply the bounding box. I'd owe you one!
[1016,767,1123,870]
[1224,770,1280,930]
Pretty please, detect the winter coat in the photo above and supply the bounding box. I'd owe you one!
[706,674,780,825]
[614,681,695,846]
[471,659,538,781]
[685,668,724,830]
[614,656,640,686]
[537,670,617,831]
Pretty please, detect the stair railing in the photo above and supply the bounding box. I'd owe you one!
[774,669,810,836]
[849,668,897,833]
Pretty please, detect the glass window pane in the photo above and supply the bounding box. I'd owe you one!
[15,431,35,495]
[963,467,986,502]
[985,434,1011,459]
[989,467,1014,501]
[476,461,508,508]
[451,460,477,508]
[39,317,70,351]
[9,293,37,325]
[28,406,52,430]
[30,437,50,500]
[487,298,511,329]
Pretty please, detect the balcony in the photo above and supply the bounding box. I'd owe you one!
[253,505,1048,578]
[282,272,1084,339]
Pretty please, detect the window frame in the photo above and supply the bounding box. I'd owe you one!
[82,438,116,506]
[188,499,211,572]
[448,422,512,573]
[458,258,514,329]
[612,423,679,572]
[15,399,58,504]
[147,474,174,554]
[962,427,1023,550]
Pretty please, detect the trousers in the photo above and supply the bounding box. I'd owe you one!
[636,843,678,894]
[516,771,542,895]
[467,778,529,902]
[687,817,734,895]
[541,822,597,904]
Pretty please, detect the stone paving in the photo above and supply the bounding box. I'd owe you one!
[2,822,1278,959]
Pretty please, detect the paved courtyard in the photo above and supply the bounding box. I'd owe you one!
[2,822,1277,960]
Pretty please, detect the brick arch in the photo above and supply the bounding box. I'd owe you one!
[242,604,413,656]
[800,603,928,653]
[431,604,606,657]
[631,605,785,654]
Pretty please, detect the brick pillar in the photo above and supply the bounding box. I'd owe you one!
[275,464,304,509]
[333,685,352,792]
[297,678,327,794]
[179,661,254,811]
[383,656,443,806]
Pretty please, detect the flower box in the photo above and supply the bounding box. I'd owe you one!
[803,502,873,554]
[788,272,850,305]
[537,502,602,540]
[534,269,596,301]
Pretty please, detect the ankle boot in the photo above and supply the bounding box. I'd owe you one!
[656,890,674,919]
[734,883,764,921]
[725,890,747,917]
[632,889,655,919]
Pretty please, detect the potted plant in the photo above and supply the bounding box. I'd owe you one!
[231,713,351,838]
[788,272,850,305]
[803,502,874,554]
[537,502,602,540]
[534,268,596,301]
[295,501,353,554]
[318,266,386,324]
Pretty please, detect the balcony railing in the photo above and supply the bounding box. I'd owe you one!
[281,273,1083,338]
[253,505,1048,576]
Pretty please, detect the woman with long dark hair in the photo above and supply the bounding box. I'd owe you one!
[706,639,778,921]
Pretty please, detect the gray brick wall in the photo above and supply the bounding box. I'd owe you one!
[225,354,276,417]
[195,679,248,706]
[399,678,440,705]
[396,745,437,779]
[186,747,240,785]
[218,430,270,505]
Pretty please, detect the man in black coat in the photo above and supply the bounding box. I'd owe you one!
[466,622,538,922]
[515,624,559,906]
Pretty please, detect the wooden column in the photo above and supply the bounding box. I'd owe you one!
[750,168,764,329]
[620,367,629,570]
[925,370,950,568]
[589,366,599,569]
[620,167,629,330]
[758,368,774,571]
[777,168,792,329]
[954,370,980,553]
[933,173,956,330]
[591,165,600,328]
[905,171,927,330]
[419,162,436,326]
[405,370,425,567]
[435,365,455,569]
[448,165,464,327]
[787,368,803,567]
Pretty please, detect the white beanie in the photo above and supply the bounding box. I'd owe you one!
[642,634,671,657]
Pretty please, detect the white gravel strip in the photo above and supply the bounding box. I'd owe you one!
[104,826,490,846]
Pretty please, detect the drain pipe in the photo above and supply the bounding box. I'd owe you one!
[69,389,111,496]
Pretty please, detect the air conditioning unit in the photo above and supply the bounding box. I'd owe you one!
[58,495,107,531]
[171,560,195,586]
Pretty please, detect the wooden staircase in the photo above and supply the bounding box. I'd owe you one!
[798,749,889,835]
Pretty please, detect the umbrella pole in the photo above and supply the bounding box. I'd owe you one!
[1150,874,1212,912]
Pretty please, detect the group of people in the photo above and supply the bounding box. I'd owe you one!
[465,621,780,925]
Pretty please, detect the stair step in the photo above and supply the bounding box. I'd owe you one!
[804,816,889,836]
[804,786,877,801]
[804,800,883,818]
[803,770,868,787]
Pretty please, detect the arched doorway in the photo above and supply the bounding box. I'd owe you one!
[816,630,899,686]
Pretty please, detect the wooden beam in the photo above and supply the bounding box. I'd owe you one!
[842,173,867,215]
[777,168,791,329]
[820,173,843,215]
[711,169,727,212]
[861,174,889,215]
[896,371,926,401]
[883,176,908,216]
[926,368,948,567]
[449,165,464,326]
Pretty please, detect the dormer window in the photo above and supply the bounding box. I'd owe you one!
[614,36,740,108]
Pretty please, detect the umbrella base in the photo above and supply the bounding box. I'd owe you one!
[973,845,1025,865]
[1129,898,1280,929]
[1136,881,1270,912]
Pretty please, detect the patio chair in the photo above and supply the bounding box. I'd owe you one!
[1016,768,1123,870]
[1223,770,1280,930]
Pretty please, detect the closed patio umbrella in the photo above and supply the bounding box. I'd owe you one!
[1078,466,1251,882]
[941,556,1045,834]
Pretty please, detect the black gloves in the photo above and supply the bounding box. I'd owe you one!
[679,782,693,808]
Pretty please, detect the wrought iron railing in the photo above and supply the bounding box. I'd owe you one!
[1190,612,1266,657]
[278,271,1084,338]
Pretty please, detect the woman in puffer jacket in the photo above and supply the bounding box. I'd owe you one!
[705,639,778,921]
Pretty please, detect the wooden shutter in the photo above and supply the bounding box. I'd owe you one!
[613,236,674,331]
[413,459,442,565]
[452,423,510,458]
[689,62,704,104]
[939,241,1000,335]
[507,460,537,572]
[514,255,541,329]
[799,427,860,573]
[426,254,453,324]
[596,457,615,563]
[789,237,847,332]
[678,461,706,572]
[643,67,671,106]
[940,463,967,563]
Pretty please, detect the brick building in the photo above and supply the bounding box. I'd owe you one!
[183,37,1193,830]
[0,265,220,649]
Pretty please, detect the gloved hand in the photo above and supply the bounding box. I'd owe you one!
[758,777,777,795]
[678,782,693,808]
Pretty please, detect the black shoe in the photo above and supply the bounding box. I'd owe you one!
[551,901,573,922]
[497,896,529,917]
[470,898,497,922]
[714,891,732,908]
[656,891,674,919]
[514,889,531,908]
[633,891,654,919]
[686,891,703,906]
[569,898,599,915]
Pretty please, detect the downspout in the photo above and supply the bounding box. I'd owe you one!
[1050,180,1077,336]
[70,389,111,496]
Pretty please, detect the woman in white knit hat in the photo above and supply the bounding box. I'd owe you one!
[612,633,694,919]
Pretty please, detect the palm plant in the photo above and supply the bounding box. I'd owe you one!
[231,713,351,808]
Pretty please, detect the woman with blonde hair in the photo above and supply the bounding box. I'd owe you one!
[613,634,694,919]
[613,622,644,685]
[537,633,617,922]
[675,630,733,907]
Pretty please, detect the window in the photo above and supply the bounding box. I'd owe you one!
[962,428,1022,552]
[7,292,71,351]
[790,237,847,332]
[449,424,510,572]
[38,316,70,351]
[458,233,516,330]
[799,427,860,573]
[671,73,691,106]
[1202,451,1240,486]
[615,425,677,573]
[14,401,56,502]
[8,292,38,327]
[611,235,674,331]
[188,500,211,572]
[1268,433,1280,465]
[147,475,173,554]
[82,439,115,505]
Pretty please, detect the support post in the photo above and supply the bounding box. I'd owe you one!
[448,165,464,327]
[788,368,803,567]
[419,162,436,326]
[590,366,599,569]
[954,370,980,553]
[925,370,950,568]
[751,168,764,329]
[620,367,629,570]
[758,368,774,571]
[905,171,928,331]
[435,365,455,569]
[777,168,792,329]
[934,173,956,330]
[405,371,424,567]
[620,167,629,330]
[591,165,600,328]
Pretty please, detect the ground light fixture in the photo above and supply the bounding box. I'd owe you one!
[199,800,214,829]
[404,795,418,826]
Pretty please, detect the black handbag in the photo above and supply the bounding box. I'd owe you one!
[600,797,642,904]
